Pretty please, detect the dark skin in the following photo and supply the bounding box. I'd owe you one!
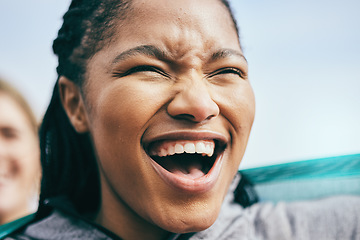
[60,0,255,239]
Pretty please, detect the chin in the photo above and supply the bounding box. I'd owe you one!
[162,212,218,234]
[152,197,222,234]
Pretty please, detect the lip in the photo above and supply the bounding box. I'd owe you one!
[142,130,228,194]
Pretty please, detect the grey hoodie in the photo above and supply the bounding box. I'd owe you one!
[6,175,360,240]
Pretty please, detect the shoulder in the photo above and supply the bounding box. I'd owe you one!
[218,195,360,240]
[7,210,113,240]
[189,174,360,240]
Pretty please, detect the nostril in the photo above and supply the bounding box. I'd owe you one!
[205,114,217,121]
[173,114,196,121]
[171,112,217,123]
[167,85,220,123]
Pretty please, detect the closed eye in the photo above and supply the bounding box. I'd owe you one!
[208,67,245,79]
[1,127,19,140]
[113,65,170,78]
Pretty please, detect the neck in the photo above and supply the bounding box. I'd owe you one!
[94,176,169,240]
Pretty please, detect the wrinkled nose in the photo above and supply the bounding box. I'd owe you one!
[167,81,220,123]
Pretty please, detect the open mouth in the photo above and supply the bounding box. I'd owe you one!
[146,139,226,180]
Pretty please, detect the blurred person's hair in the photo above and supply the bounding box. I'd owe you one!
[0,79,38,133]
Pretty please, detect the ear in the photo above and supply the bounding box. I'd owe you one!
[58,76,89,133]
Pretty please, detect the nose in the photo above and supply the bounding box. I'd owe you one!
[167,80,220,123]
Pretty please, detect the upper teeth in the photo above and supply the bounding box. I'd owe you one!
[151,140,215,157]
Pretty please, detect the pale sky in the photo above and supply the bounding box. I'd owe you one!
[1,0,359,168]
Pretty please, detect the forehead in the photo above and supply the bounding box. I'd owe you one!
[129,0,233,26]
[0,93,29,129]
[104,0,240,60]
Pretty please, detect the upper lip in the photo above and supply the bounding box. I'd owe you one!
[142,130,229,151]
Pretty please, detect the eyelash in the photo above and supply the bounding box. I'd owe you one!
[113,66,244,79]
[208,67,244,78]
[113,65,170,78]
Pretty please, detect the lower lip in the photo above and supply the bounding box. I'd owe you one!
[148,152,224,194]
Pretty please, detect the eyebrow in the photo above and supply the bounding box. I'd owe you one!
[112,45,168,64]
[210,48,248,63]
[112,45,247,64]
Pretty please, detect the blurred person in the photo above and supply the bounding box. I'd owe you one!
[0,79,41,225]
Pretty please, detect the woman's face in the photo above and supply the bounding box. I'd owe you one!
[0,93,40,224]
[70,0,254,236]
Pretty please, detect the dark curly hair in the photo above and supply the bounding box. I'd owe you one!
[39,0,240,215]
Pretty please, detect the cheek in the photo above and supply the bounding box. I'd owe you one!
[16,136,41,186]
[2,135,39,178]
[231,84,255,151]
[213,82,255,165]
[88,82,169,144]
[86,82,171,179]
[213,82,255,133]
[0,135,40,206]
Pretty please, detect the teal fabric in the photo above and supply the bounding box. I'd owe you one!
[1,154,359,238]
[0,213,35,239]
[240,154,360,202]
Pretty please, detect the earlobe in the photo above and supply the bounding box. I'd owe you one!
[58,76,89,133]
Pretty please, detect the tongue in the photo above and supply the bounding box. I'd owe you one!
[187,163,206,179]
[172,164,205,179]
[158,157,205,179]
